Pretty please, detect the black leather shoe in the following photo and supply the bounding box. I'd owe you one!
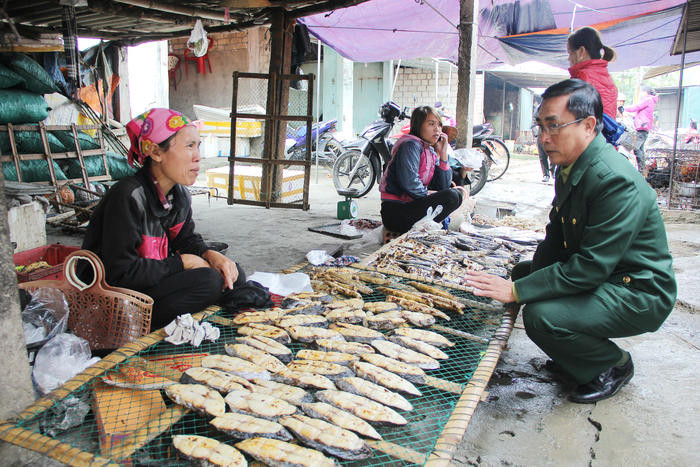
[544,359,563,373]
[568,357,634,404]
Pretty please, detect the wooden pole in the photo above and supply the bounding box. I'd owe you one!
[455,0,478,150]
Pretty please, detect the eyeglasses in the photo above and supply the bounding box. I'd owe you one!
[532,118,585,137]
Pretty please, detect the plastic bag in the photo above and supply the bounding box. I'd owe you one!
[306,250,334,266]
[22,288,70,345]
[248,272,313,296]
[187,19,209,57]
[451,147,484,170]
[411,205,443,232]
[40,394,90,437]
[33,333,100,395]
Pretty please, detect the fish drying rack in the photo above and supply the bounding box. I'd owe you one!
[0,263,516,466]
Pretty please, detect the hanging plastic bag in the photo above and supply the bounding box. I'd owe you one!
[187,19,209,57]
[411,205,443,232]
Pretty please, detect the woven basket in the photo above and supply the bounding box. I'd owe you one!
[19,250,153,350]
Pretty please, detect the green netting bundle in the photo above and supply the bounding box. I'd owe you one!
[53,130,100,151]
[3,53,59,95]
[2,160,68,182]
[0,90,49,123]
[13,130,65,154]
[61,152,135,180]
[0,63,25,89]
[106,151,136,180]
[0,132,9,153]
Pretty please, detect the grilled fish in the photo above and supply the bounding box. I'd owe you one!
[173,435,247,466]
[324,307,366,324]
[336,376,413,412]
[181,367,254,393]
[282,301,327,316]
[371,339,440,370]
[386,296,451,321]
[295,349,359,367]
[326,298,364,310]
[279,414,372,460]
[165,383,225,417]
[235,335,293,363]
[360,353,426,383]
[365,310,405,330]
[315,390,408,426]
[315,339,375,356]
[301,402,381,440]
[237,323,291,344]
[235,437,336,467]
[232,309,286,325]
[287,360,354,381]
[202,354,271,381]
[276,314,328,329]
[281,291,333,307]
[399,309,436,327]
[210,413,292,441]
[350,361,421,397]
[355,271,391,286]
[389,335,449,360]
[392,327,455,348]
[225,344,287,374]
[286,325,344,343]
[225,390,297,421]
[272,368,336,391]
[362,301,400,313]
[249,378,314,406]
[329,322,385,343]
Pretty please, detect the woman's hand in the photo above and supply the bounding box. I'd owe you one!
[202,249,239,289]
[464,270,516,303]
[435,132,449,161]
[181,253,210,270]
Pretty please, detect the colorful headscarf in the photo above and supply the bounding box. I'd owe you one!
[126,108,192,168]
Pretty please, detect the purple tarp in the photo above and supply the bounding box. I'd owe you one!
[300,0,700,71]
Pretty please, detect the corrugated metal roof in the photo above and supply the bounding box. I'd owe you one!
[672,0,700,55]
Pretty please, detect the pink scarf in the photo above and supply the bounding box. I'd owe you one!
[126,108,193,168]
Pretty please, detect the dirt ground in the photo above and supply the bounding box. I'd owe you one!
[44,154,699,466]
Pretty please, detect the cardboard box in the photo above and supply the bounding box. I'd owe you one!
[206,165,304,202]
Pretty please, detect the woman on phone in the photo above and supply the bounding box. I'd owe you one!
[379,106,465,234]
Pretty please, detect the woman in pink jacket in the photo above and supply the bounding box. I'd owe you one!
[625,87,658,172]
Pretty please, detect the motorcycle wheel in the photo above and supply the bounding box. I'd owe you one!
[320,138,345,170]
[468,156,489,196]
[482,136,510,181]
[332,149,376,197]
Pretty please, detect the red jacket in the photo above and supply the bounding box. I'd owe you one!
[569,59,618,119]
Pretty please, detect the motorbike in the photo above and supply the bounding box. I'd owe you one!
[332,102,492,197]
[285,119,344,169]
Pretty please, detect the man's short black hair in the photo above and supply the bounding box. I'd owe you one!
[541,79,603,134]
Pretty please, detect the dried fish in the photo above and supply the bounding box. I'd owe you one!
[324,307,366,324]
[210,413,293,441]
[232,309,287,325]
[360,353,426,383]
[329,322,385,343]
[355,271,391,286]
[173,435,247,466]
[287,360,354,381]
[377,286,431,305]
[362,301,400,313]
[249,378,314,406]
[237,323,291,344]
[235,437,337,467]
[315,390,408,426]
[371,339,440,370]
[365,310,405,330]
[201,354,270,381]
[295,349,359,367]
[281,291,333,308]
[235,335,293,363]
[225,390,297,421]
[349,361,421,397]
[406,281,459,301]
[315,339,375,356]
[165,384,225,417]
[225,344,287,374]
[336,376,413,412]
[181,367,254,393]
[392,328,455,348]
[272,368,336,391]
[275,314,328,329]
[286,325,344,343]
[301,402,381,440]
[399,309,436,327]
[326,298,364,310]
[279,414,372,460]
[386,296,450,321]
[389,335,449,360]
[282,301,327,315]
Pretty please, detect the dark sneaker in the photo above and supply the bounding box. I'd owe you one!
[568,357,634,404]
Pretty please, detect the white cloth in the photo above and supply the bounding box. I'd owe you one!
[164,313,220,347]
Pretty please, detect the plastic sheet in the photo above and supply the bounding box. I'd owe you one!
[248,271,313,296]
[21,288,69,345]
[32,333,100,395]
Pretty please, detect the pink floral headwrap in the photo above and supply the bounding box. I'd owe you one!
[126,108,193,168]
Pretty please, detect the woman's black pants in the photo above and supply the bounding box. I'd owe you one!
[380,188,462,234]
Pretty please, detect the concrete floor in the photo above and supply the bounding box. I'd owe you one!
[42,154,699,466]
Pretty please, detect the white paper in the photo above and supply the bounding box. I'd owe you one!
[248,271,313,296]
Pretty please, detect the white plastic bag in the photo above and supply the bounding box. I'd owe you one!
[187,19,209,57]
[411,205,443,232]
[452,147,484,169]
[248,272,313,296]
[22,288,70,345]
[33,333,100,395]
[306,250,334,266]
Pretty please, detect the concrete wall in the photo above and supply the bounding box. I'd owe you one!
[168,27,271,118]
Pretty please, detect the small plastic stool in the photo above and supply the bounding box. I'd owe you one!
[382,227,401,244]
[337,188,359,220]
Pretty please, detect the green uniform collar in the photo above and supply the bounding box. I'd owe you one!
[560,133,606,186]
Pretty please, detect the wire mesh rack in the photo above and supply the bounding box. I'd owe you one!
[0,265,516,466]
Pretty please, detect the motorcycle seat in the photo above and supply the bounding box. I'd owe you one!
[473,124,489,137]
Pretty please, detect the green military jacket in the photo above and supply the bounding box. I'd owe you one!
[514,134,676,331]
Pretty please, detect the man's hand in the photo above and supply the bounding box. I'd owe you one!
[202,249,239,290]
[180,253,210,270]
[464,270,516,303]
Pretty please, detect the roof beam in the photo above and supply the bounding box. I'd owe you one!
[113,0,228,22]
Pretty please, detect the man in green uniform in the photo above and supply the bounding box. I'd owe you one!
[466,79,676,403]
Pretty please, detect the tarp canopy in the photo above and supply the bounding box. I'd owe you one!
[301,0,700,71]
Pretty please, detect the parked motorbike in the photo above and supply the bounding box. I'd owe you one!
[285,119,344,169]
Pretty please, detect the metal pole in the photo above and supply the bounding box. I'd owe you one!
[391,59,402,100]
[315,39,321,183]
[668,6,688,209]
[435,60,439,104]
